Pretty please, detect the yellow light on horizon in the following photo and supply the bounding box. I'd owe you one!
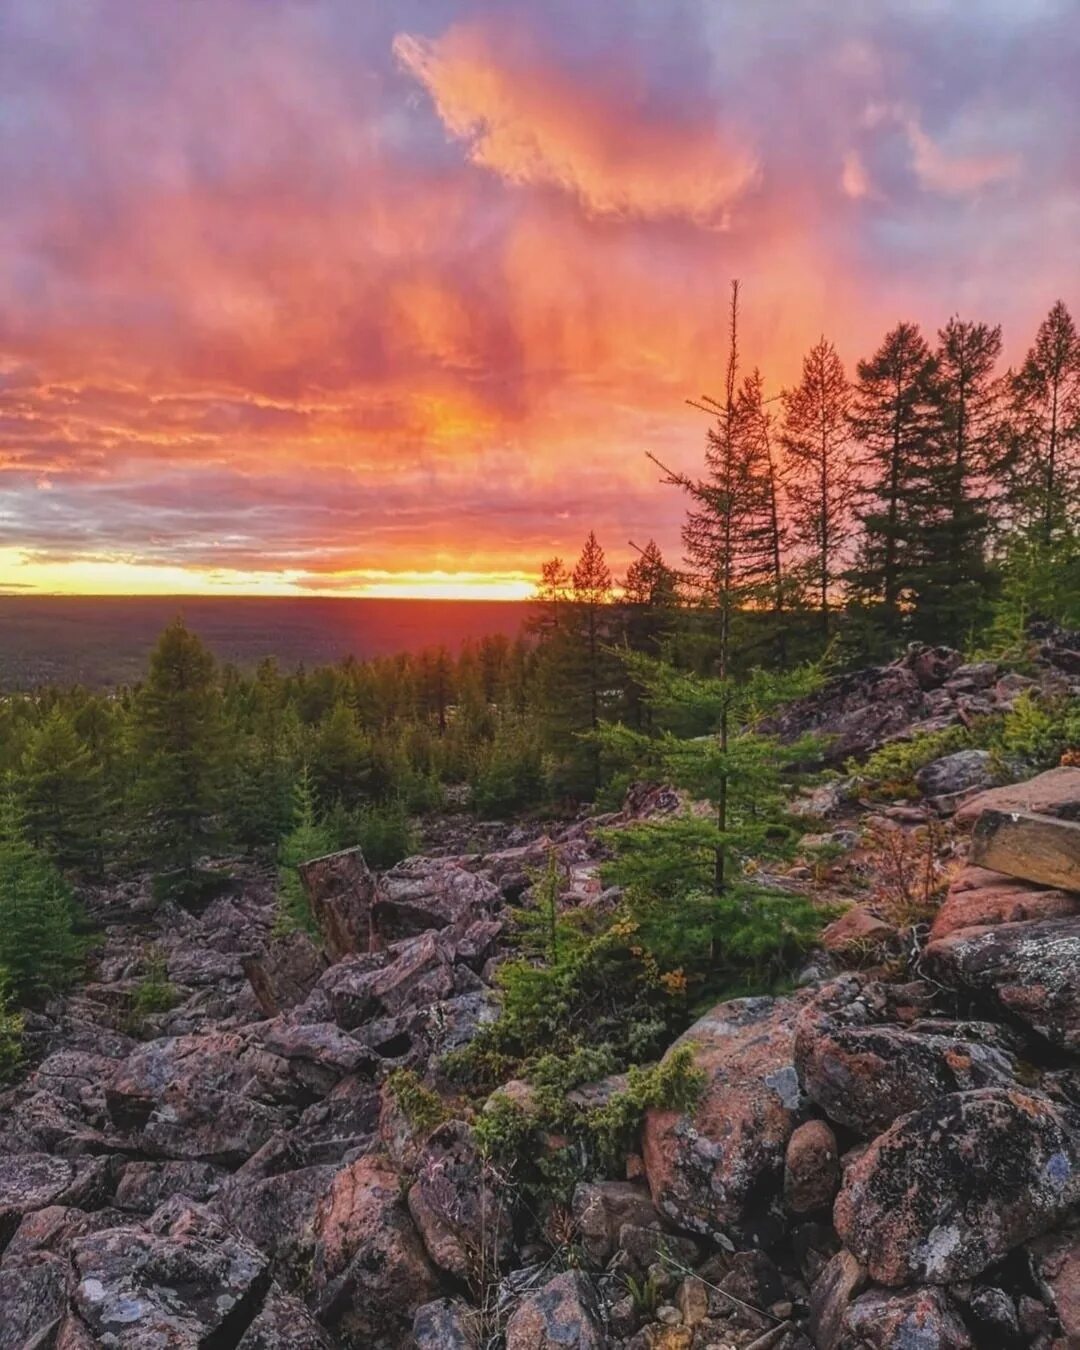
[0,549,535,601]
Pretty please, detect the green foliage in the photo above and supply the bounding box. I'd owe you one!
[130,944,179,1021]
[276,768,333,934]
[849,723,976,795]
[0,795,82,1003]
[386,1068,449,1136]
[473,1045,704,1204]
[990,690,1080,771]
[0,971,24,1083]
[330,799,417,870]
[135,619,224,885]
[983,525,1080,659]
[20,707,106,872]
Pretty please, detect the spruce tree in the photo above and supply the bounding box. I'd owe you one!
[0,794,81,1002]
[135,618,224,887]
[1007,300,1080,541]
[20,707,105,871]
[847,322,936,648]
[910,318,1004,641]
[782,337,854,645]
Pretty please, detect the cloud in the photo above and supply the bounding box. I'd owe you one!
[393,24,759,223]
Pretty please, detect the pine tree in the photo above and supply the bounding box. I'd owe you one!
[135,618,224,886]
[910,317,1004,641]
[20,707,106,871]
[1007,300,1080,541]
[571,531,615,736]
[0,794,81,1002]
[782,337,854,645]
[847,322,936,645]
[310,700,372,812]
[276,767,333,933]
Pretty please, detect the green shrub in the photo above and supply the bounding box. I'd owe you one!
[130,945,179,1019]
[0,971,24,1083]
[848,723,977,795]
[386,1068,449,1136]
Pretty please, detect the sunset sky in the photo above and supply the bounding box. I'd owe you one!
[1,1,1077,599]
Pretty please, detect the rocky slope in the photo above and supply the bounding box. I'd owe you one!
[2,647,1080,1349]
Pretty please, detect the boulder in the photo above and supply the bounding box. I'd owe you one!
[954,765,1080,828]
[504,1270,607,1349]
[325,932,460,1028]
[926,915,1080,1052]
[70,1197,271,1346]
[374,856,502,941]
[833,1088,1080,1285]
[413,1297,482,1349]
[1027,1227,1080,1345]
[572,1180,664,1266]
[929,865,1080,941]
[242,930,328,1017]
[838,1287,972,1349]
[808,1249,867,1350]
[407,1120,514,1280]
[914,749,996,800]
[784,1119,839,1215]
[0,1249,67,1350]
[216,1164,335,1277]
[643,995,808,1242]
[235,1287,336,1348]
[819,907,896,954]
[794,982,1019,1136]
[0,1153,112,1253]
[299,846,376,958]
[114,1160,224,1213]
[312,1152,438,1345]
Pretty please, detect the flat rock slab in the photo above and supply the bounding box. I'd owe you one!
[926,915,1080,1052]
[955,766,1080,829]
[971,808,1080,894]
[929,865,1080,941]
[834,1088,1080,1286]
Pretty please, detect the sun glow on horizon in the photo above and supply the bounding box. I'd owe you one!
[0,550,536,601]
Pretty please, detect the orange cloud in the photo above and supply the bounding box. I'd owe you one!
[394,25,759,224]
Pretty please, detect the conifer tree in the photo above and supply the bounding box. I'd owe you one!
[20,707,105,871]
[909,317,1004,640]
[1007,300,1080,540]
[310,700,371,812]
[572,531,615,736]
[134,618,224,886]
[782,337,854,644]
[0,794,81,1001]
[847,322,936,645]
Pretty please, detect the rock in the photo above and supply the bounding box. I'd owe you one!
[789,780,853,821]
[643,995,808,1243]
[114,1160,224,1212]
[407,1120,514,1281]
[926,915,1080,1052]
[216,1164,335,1277]
[833,1088,1080,1285]
[504,1270,607,1349]
[312,1152,438,1345]
[915,749,996,800]
[0,1249,67,1350]
[929,865,1080,940]
[615,1223,700,1276]
[1027,1227,1080,1345]
[762,661,932,765]
[325,931,460,1028]
[374,856,502,941]
[260,1017,376,1082]
[572,1180,663,1266]
[70,1197,271,1346]
[794,981,1020,1135]
[784,1119,839,1215]
[945,661,1000,693]
[809,1249,867,1350]
[819,907,896,954]
[299,846,376,958]
[413,1297,482,1349]
[242,930,328,1017]
[904,645,964,691]
[838,1287,972,1348]
[235,1287,336,1348]
[965,1285,1021,1345]
[971,806,1080,892]
[0,1153,112,1253]
[954,765,1080,828]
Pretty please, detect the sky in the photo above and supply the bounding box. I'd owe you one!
[0,0,1077,599]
